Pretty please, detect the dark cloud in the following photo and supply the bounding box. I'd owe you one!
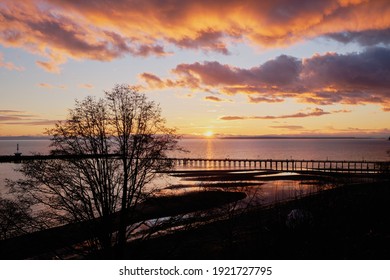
[325,29,390,46]
[0,110,24,113]
[299,47,390,106]
[164,55,302,93]
[219,108,334,121]
[204,96,231,102]
[269,125,304,130]
[0,115,23,121]
[0,110,37,121]
[219,116,245,121]
[173,61,245,87]
[259,108,331,119]
[142,47,390,110]
[1,120,59,126]
[131,44,170,57]
[256,55,302,85]
[218,108,351,121]
[302,47,390,88]
[169,29,230,54]
[0,109,57,126]
[248,96,285,103]
[27,18,116,60]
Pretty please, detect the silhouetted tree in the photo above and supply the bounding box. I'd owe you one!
[9,84,179,258]
[0,197,36,240]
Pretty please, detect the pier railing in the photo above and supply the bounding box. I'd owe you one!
[0,154,389,174]
[169,158,390,174]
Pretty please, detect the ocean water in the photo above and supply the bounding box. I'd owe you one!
[1,138,389,195]
[1,138,390,161]
[177,138,390,161]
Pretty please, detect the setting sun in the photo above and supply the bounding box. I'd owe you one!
[203,131,214,138]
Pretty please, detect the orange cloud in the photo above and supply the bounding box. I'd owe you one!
[0,1,169,72]
[51,0,390,47]
[204,96,231,102]
[1,0,390,69]
[79,83,94,89]
[139,73,165,89]
[36,60,61,74]
[37,83,66,89]
[142,48,390,110]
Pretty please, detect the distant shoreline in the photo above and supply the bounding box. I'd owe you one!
[0,135,388,141]
[184,136,387,140]
[0,135,386,140]
[217,136,368,140]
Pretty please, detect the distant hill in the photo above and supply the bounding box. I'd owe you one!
[218,136,359,140]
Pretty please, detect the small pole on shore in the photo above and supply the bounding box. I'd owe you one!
[14,143,22,157]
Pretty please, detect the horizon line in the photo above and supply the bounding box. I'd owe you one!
[0,135,388,140]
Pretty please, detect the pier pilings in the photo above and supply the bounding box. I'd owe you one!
[0,154,388,174]
[169,158,389,174]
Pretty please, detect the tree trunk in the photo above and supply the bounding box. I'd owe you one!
[117,156,128,259]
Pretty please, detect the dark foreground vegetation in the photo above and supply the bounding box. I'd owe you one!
[2,176,389,259]
[121,180,390,260]
[0,191,245,259]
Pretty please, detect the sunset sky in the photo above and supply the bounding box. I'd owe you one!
[1,0,390,137]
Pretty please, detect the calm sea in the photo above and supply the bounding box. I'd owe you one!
[177,138,390,161]
[1,138,390,160]
[1,138,389,193]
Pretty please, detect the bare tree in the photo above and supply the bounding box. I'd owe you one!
[0,197,37,240]
[9,84,179,258]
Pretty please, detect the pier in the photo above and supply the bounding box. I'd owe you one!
[0,154,389,174]
[170,158,390,174]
